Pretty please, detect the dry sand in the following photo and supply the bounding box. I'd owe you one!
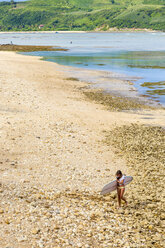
[0,52,164,247]
[0,29,157,34]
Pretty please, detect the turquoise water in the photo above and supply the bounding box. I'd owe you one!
[0,32,165,104]
[44,51,165,104]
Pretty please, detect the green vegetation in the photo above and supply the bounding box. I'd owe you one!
[146,89,165,95]
[141,81,165,96]
[0,0,164,31]
[141,81,165,88]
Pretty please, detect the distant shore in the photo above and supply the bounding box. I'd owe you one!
[0,28,161,34]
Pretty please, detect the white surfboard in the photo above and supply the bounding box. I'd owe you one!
[101,176,133,195]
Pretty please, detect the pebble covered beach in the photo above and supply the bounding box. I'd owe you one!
[0,51,165,248]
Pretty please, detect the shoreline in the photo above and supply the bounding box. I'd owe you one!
[0,34,165,107]
[0,51,164,247]
[39,54,164,108]
[51,63,162,108]
[0,44,157,106]
[0,28,162,34]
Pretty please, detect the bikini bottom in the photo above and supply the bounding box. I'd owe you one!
[117,186,125,189]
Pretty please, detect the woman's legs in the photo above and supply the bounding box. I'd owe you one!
[117,188,121,207]
[120,188,127,205]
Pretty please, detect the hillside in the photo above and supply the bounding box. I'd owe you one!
[0,0,165,31]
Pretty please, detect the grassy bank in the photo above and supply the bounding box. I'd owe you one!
[0,0,164,31]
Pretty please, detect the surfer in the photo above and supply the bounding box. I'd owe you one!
[116,170,127,207]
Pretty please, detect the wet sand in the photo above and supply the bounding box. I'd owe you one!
[0,52,164,247]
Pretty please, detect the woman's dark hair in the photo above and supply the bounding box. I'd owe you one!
[116,170,122,176]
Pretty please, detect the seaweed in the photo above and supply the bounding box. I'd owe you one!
[0,44,67,52]
[83,89,151,111]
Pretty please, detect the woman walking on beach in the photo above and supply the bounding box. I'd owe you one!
[116,170,127,207]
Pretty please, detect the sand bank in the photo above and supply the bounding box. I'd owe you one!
[0,52,164,247]
[0,44,67,52]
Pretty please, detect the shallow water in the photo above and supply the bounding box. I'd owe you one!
[0,32,165,104]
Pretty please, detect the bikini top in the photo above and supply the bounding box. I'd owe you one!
[119,175,125,185]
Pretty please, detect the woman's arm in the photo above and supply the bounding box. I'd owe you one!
[118,179,125,185]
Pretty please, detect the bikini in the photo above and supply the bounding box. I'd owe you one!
[117,175,125,189]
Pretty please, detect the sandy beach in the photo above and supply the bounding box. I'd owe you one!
[0,28,158,34]
[0,52,164,247]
